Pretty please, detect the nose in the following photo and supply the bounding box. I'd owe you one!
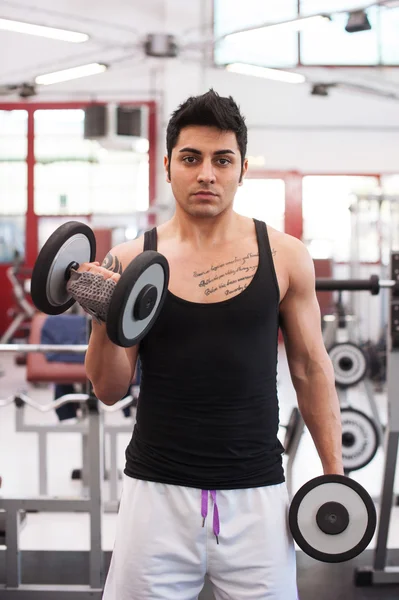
[197,159,216,184]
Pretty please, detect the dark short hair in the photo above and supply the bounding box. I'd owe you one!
[166,88,247,180]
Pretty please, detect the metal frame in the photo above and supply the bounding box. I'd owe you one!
[0,394,104,597]
[12,390,138,509]
[0,342,138,596]
[355,250,399,585]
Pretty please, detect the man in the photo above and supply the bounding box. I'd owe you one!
[82,89,343,599]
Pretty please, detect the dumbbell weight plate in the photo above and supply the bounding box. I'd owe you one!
[289,474,376,563]
[328,342,368,388]
[31,221,96,315]
[341,408,379,472]
[106,250,169,348]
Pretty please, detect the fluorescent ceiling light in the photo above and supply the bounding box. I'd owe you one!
[224,15,331,41]
[0,17,89,42]
[226,63,306,84]
[35,63,107,85]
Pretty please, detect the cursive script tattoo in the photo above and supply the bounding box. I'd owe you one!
[272,248,277,257]
[194,252,259,297]
[102,252,123,275]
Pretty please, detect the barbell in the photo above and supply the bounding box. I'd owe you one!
[316,275,398,295]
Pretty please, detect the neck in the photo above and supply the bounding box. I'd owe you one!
[168,207,243,249]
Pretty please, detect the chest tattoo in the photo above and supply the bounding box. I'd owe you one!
[193,252,259,297]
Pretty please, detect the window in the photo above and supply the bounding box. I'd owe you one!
[214,0,298,68]
[234,178,285,231]
[0,110,28,262]
[0,110,28,215]
[213,1,399,66]
[302,176,380,262]
[34,109,149,216]
[300,9,380,65]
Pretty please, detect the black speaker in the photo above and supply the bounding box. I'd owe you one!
[116,106,142,137]
[84,105,107,138]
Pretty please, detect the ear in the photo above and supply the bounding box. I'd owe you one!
[164,155,171,183]
[238,158,249,186]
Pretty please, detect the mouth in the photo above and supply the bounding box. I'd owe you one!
[193,191,217,197]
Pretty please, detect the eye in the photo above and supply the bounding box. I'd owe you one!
[182,156,198,164]
[217,158,231,166]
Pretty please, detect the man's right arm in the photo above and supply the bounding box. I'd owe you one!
[84,239,143,405]
[85,321,138,405]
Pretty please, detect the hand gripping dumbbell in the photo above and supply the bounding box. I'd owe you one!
[30,221,169,347]
[289,474,376,563]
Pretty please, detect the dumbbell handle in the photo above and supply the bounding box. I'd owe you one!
[64,261,80,281]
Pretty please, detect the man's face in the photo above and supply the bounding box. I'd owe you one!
[164,126,248,219]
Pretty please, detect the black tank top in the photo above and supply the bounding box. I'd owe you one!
[124,219,285,489]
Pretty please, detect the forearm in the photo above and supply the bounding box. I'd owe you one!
[292,360,344,475]
[85,321,132,405]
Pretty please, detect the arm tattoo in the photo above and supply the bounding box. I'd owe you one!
[102,252,123,275]
[272,248,277,257]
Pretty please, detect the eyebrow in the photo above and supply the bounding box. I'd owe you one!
[178,147,236,156]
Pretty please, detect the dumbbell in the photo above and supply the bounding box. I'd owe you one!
[30,221,169,347]
[289,474,376,563]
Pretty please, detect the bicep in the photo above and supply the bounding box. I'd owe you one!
[279,245,328,377]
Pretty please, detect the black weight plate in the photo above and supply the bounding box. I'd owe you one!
[31,221,96,315]
[341,408,379,472]
[284,407,301,455]
[289,474,376,563]
[106,250,169,347]
[328,342,368,388]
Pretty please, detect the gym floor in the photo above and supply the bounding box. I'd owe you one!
[1,345,399,598]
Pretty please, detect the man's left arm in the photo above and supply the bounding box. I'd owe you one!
[279,237,344,475]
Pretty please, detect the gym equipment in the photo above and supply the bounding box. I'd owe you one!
[316,274,398,294]
[31,222,96,316]
[30,221,169,348]
[0,342,137,510]
[328,342,368,388]
[0,260,35,344]
[341,408,379,473]
[0,393,104,597]
[0,345,137,597]
[283,407,301,455]
[289,474,376,563]
[317,252,399,585]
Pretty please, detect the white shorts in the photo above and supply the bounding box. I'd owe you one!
[102,476,298,600]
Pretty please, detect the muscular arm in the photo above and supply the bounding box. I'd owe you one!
[279,237,343,475]
[85,245,140,404]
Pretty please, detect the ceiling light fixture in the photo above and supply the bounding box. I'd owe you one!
[35,63,107,85]
[226,63,306,84]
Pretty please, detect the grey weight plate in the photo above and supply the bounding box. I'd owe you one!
[289,474,376,563]
[31,222,96,315]
[328,342,368,388]
[106,250,169,347]
[341,408,379,472]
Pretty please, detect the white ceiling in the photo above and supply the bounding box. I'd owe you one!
[0,0,205,88]
[0,0,399,101]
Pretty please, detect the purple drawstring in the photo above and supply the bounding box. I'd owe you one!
[201,489,220,544]
[201,489,208,527]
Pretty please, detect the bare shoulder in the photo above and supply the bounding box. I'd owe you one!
[276,231,315,294]
[266,227,314,291]
[101,235,145,274]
